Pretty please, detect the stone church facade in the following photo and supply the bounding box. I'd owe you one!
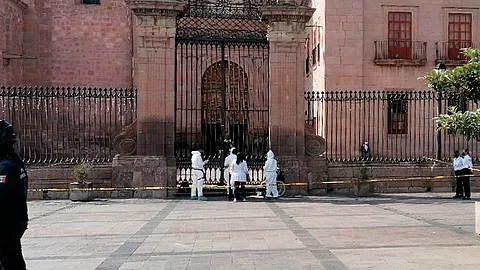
[1,0,480,194]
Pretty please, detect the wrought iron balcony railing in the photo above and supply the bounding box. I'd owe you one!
[436,42,480,65]
[374,41,427,66]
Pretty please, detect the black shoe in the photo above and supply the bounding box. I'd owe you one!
[462,197,471,200]
[453,195,462,199]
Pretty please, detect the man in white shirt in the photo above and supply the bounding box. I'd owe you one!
[461,149,473,200]
[453,150,465,199]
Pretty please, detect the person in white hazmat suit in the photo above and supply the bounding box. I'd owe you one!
[191,148,208,201]
[224,147,238,201]
[264,150,279,199]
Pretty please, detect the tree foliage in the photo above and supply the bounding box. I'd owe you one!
[436,107,480,141]
[421,48,480,140]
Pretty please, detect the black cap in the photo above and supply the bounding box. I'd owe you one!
[0,120,17,146]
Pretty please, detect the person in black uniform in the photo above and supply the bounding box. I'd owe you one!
[0,120,28,270]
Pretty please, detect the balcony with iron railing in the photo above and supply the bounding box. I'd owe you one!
[374,41,427,66]
[436,42,480,66]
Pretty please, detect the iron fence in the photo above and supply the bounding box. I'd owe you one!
[374,40,427,62]
[436,41,480,63]
[0,86,137,164]
[305,90,480,163]
[174,0,270,185]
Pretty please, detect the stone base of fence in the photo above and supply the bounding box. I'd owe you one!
[306,162,468,195]
[26,160,472,200]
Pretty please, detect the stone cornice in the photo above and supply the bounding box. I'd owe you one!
[259,5,315,23]
[125,0,187,16]
[8,0,28,11]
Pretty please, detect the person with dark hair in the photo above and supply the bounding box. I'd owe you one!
[452,150,465,199]
[191,146,208,201]
[223,147,238,201]
[0,120,29,270]
[461,148,473,200]
[229,152,249,202]
[360,141,370,160]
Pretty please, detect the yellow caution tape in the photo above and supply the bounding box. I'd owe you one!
[424,156,480,172]
[28,182,308,193]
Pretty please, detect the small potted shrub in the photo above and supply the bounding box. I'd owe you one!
[69,162,94,201]
[353,165,374,197]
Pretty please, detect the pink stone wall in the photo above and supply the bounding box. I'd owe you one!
[309,0,480,91]
[363,0,480,90]
[0,0,26,85]
[22,0,133,88]
[307,0,480,160]
[306,0,325,93]
[323,0,364,91]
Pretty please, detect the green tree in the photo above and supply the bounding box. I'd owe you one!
[421,48,480,140]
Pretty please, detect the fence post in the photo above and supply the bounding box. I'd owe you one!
[436,92,442,160]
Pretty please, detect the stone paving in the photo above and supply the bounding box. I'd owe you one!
[22,193,480,270]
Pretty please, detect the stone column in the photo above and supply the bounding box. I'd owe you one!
[126,0,185,156]
[260,4,314,157]
[113,0,186,197]
[260,4,319,194]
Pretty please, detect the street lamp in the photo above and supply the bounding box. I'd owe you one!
[435,62,447,160]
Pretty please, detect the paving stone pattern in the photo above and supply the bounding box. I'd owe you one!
[23,193,480,270]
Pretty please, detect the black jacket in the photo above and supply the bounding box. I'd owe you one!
[0,152,28,228]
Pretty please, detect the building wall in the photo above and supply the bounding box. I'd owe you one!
[323,0,364,91]
[308,0,480,92]
[307,0,480,161]
[22,0,133,88]
[0,0,26,85]
[363,0,480,90]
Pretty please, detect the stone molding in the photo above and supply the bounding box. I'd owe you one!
[259,5,314,23]
[125,0,187,16]
[8,0,28,11]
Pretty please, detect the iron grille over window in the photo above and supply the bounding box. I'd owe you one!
[387,94,408,134]
[81,0,100,4]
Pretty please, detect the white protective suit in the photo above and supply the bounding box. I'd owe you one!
[263,150,279,198]
[224,148,237,187]
[191,150,207,198]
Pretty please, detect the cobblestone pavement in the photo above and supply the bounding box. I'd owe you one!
[23,193,480,270]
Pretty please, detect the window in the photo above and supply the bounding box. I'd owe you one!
[310,26,321,68]
[388,12,412,59]
[312,27,317,66]
[448,13,472,60]
[305,37,310,75]
[81,0,100,4]
[387,94,408,134]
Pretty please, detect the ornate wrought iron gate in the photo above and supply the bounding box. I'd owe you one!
[175,0,270,184]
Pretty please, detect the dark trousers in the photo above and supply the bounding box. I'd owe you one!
[234,181,246,199]
[0,228,26,270]
[228,186,234,201]
[454,169,464,197]
[463,168,471,198]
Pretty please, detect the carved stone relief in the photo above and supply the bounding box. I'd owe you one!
[113,119,138,156]
[304,123,326,156]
